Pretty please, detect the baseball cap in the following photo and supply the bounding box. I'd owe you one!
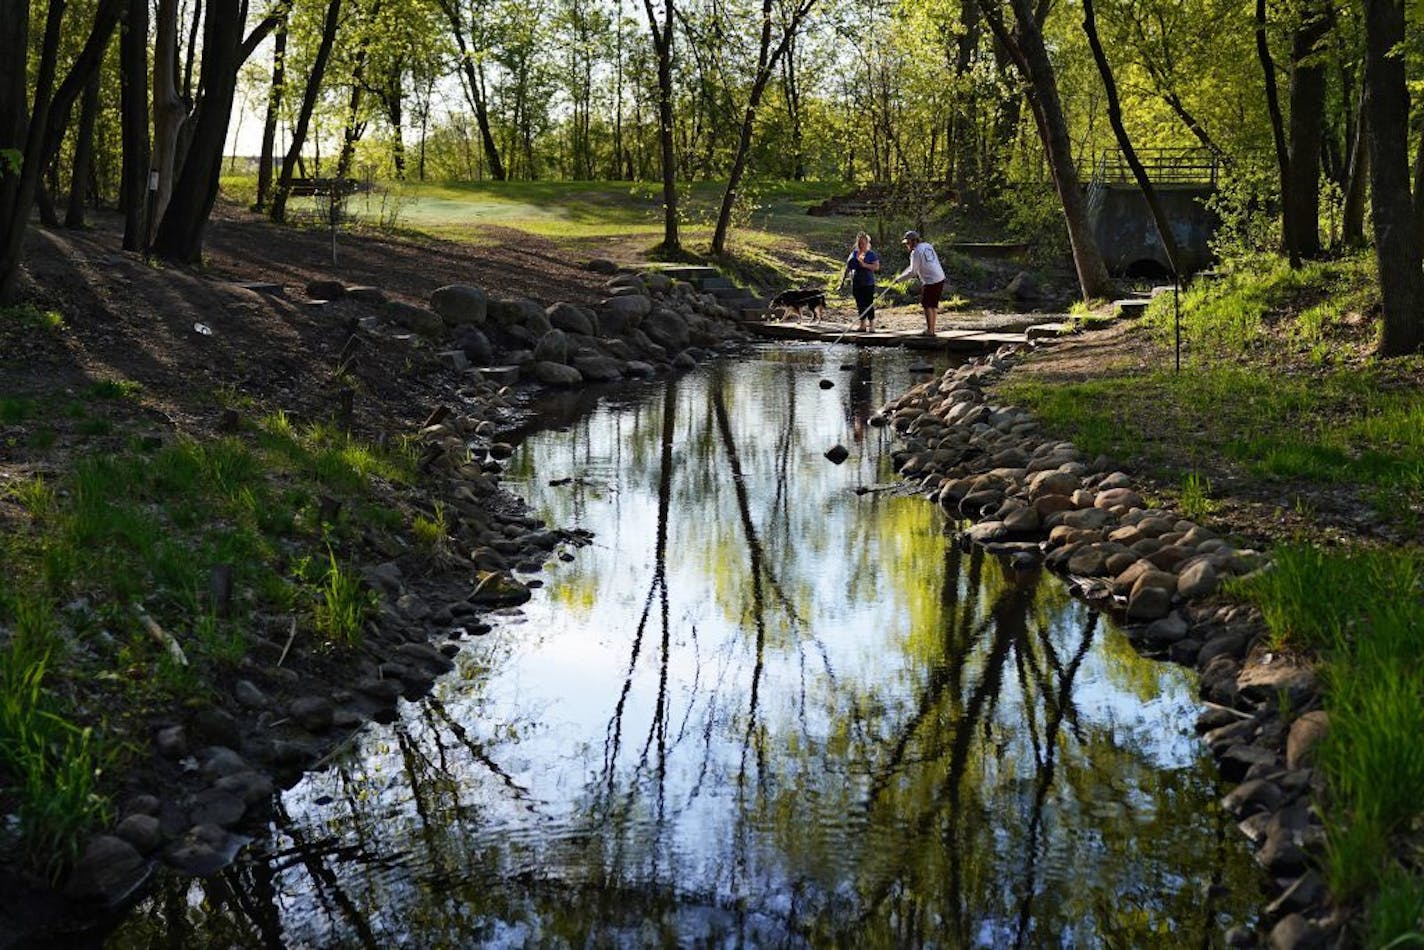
[902,230,920,243]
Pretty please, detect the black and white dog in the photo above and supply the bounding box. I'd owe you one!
[768,288,828,323]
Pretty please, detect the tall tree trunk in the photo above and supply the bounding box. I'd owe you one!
[1364,0,1424,355]
[1081,0,1181,276]
[66,65,103,228]
[2,0,120,298]
[270,0,341,223]
[0,0,62,304]
[37,159,59,227]
[1255,0,1292,260]
[1413,111,1424,248]
[152,0,241,262]
[181,0,201,100]
[119,0,149,250]
[982,0,1113,301]
[1341,77,1368,248]
[253,13,285,211]
[149,0,187,246]
[388,94,405,179]
[711,0,814,255]
[643,0,678,252]
[436,0,505,181]
[780,33,804,181]
[1283,1,1329,262]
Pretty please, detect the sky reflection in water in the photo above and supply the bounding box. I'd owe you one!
[110,344,1260,948]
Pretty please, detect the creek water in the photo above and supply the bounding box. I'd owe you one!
[108,344,1261,947]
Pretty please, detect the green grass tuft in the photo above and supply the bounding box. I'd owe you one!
[1234,546,1424,932]
[314,549,374,646]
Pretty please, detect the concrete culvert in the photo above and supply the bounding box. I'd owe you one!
[1125,258,1172,280]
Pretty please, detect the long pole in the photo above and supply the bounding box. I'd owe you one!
[1174,274,1182,373]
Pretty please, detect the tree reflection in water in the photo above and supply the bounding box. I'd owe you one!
[107,347,1261,947]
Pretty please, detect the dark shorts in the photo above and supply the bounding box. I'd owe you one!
[921,280,946,309]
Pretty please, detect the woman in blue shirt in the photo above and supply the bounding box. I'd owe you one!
[843,231,881,331]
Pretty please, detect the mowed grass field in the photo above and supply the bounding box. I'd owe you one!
[218,177,947,290]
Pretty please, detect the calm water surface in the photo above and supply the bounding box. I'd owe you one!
[110,345,1261,947]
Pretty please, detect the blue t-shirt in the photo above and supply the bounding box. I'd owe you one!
[845,249,880,287]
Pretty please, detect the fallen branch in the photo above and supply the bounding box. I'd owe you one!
[277,615,298,667]
[133,604,187,666]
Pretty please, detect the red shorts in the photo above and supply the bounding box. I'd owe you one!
[921,280,946,308]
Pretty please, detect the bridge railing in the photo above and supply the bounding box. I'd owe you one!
[1091,148,1219,187]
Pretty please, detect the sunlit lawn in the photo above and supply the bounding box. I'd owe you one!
[220,176,921,277]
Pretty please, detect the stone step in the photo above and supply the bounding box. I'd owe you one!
[710,286,754,301]
[1026,322,1072,341]
[347,285,386,304]
[230,280,285,297]
[472,365,520,386]
[1150,285,1179,297]
[694,276,735,291]
[739,306,772,323]
[656,265,721,281]
[1112,298,1153,318]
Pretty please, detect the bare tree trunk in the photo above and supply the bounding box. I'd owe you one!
[0,0,61,304]
[1364,0,1424,355]
[119,0,149,250]
[253,13,285,211]
[2,0,121,299]
[982,0,1113,301]
[437,0,505,181]
[1341,76,1368,248]
[1413,110,1424,248]
[66,65,103,228]
[270,0,340,222]
[152,0,242,262]
[149,0,187,246]
[1283,0,1329,262]
[1256,0,1292,260]
[780,32,804,181]
[710,0,815,255]
[644,0,678,252]
[1081,0,1181,275]
[181,0,201,100]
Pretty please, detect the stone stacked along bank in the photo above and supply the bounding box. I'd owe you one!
[877,348,1338,950]
[414,266,754,385]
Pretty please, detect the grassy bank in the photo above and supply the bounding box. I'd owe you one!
[999,250,1424,943]
[0,359,410,877]
[216,176,1014,302]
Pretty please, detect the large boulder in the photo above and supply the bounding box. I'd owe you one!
[65,836,148,904]
[596,308,632,336]
[608,273,644,291]
[547,302,596,336]
[530,360,584,387]
[430,284,488,326]
[487,297,546,329]
[306,279,346,301]
[452,326,493,365]
[1006,271,1040,301]
[641,308,691,352]
[534,329,571,365]
[585,258,618,274]
[385,301,445,339]
[602,294,652,320]
[574,355,625,382]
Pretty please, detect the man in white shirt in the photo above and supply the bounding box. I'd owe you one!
[894,230,947,335]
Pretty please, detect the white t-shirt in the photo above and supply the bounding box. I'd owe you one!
[897,242,946,285]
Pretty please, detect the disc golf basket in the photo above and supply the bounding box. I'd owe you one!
[288,177,361,265]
